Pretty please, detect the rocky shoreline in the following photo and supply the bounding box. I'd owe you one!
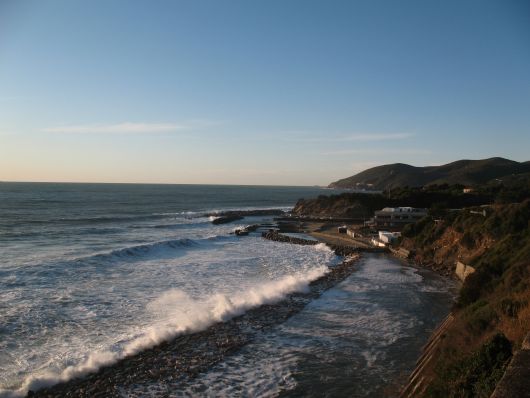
[261,230,319,246]
[209,209,286,224]
[261,230,385,257]
[29,236,360,397]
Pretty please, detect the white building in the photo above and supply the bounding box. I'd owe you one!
[378,231,401,244]
[373,207,427,228]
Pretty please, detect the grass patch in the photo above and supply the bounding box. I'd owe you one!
[426,333,512,398]
[463,302,498,334]
[499,298,526,318]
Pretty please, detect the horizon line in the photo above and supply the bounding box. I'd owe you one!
[0,179,333,188]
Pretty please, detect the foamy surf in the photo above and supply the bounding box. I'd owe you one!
[121,254,456,398]
[1,266,329,397]
[314,242,333,253]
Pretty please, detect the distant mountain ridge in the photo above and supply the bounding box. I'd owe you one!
[329,157,530,189]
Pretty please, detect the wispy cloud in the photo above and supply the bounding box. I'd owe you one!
[341,133,414,141]
[282,132,414,142]
[322,148,432,156]
[42,121,216,134]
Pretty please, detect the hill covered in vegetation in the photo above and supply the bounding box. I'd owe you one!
[398,199,530,397]
[294,176,530,396]
[294,178,530,219]
[328,157,530,190]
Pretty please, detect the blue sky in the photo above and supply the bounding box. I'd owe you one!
[1,0,529,185]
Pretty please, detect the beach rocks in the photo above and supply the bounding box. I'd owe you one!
[233,224,259,236]
[208,209,287,225]
[212,209,286,217]
[276,221,302,232]
[328,244,360,257]
[211,215,244,224]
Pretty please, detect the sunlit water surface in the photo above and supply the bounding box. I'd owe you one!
[0,183,454,397]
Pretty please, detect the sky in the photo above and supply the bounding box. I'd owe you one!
[0,0,529,185]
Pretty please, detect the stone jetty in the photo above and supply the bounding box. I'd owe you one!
[261,230,319,246]
[209,209,286,225]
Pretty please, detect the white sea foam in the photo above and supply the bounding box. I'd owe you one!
[1,266,328,397]
[313,242,333,253]
[123,266,327,356]
[122,254,455,398]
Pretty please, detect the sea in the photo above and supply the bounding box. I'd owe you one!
[0,183,456,397]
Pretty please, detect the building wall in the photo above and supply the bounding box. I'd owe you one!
[373,207,427,228]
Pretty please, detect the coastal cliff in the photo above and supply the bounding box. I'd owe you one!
[292,187,491,219]
[292,194,377,218]
[397,200,530,396]
[291,178,530,396]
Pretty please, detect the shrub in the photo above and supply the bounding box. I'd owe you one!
[499,298,526,318]
[429,202,449,218]
[458,271,491,308]
[460,231,475,249]
[401,222,415,238]
[464,303,498,334]
[426,333,512,398]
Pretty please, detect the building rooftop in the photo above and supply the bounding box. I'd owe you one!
[379,207,426,213]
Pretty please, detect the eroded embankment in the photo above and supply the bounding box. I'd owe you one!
[28,243,360,397]
[398,200,530,397]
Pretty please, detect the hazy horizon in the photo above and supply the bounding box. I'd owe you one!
[1,0,529,185]
[1,155,529,186]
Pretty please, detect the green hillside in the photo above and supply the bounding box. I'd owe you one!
[329,157,530,190]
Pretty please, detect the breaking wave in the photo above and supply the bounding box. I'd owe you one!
[11,236,231,275]
[314,242,334,253]
[1,266,328,397]
[94,238,200,259]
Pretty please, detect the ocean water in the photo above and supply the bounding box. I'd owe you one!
[0,183,455,397]
[125,255,455,398]
[0,183,335,396]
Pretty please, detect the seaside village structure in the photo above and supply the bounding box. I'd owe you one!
[336,206,428,248]
[368,207,427,247]
[372,206,427,229]
[371,231,402,248]
[336,206,481,280]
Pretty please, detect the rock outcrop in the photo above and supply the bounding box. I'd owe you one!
[261,231,318,246]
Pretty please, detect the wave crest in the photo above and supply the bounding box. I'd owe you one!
[2,266,328,397]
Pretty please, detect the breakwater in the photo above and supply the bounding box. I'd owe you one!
[261,230,387,257]
[261,231,319,246]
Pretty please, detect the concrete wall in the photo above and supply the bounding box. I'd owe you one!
[371,238,386,248]
[455,261,476,281]
[491,333,530,398]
